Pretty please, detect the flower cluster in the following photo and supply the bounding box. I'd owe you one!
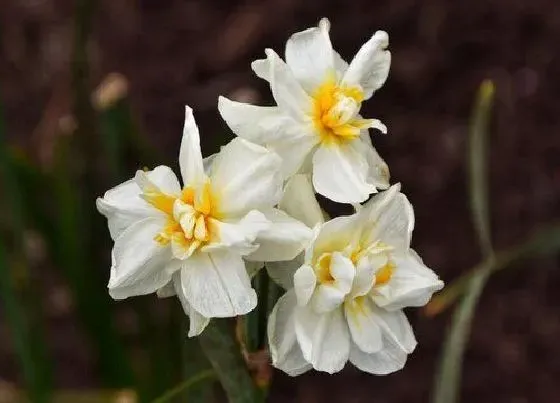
[97,18,443,376]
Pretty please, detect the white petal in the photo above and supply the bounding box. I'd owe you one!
[310,285,347,313]
[312,142,376,203]
[179,106,206,187]
[97,166,178,239]
[372,250,444,310]
[251,58,270,81]
[333,50,349,79]
[374,306,417,354]
[180,251,257,318]
[349,337,408,375]
[342,31,391,100]
[344,297,382,354]
[312,214,360,258]
[265,48,313,122]
[354,132,390,190]
[172,273,210,337]
[156,280,176,298]
[362,188,414,250]
[218,97,318,178]
[267,124,318,178]
[218,97,287,143]
[279,174,324,228]
[329,252,355,294]
[265,253,304,290]
[351,253,386,297]
[294,306,350,374]
[109,216,173,299]
[245,208,312,262]
[210,138,283,217]
[97,180,153,240]
[268,289,312,376]
[293,264,317,306]
[285,18,334,93]
[309,252,354,312]
[134,166,182,199]
[203,210,270,256]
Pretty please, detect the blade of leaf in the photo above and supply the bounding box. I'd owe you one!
[426,223,560,316]
[432,80,495,403]
[469,80,495,256]
[199,319,260,403]
[150,370,215,403]
[0,98,52,401]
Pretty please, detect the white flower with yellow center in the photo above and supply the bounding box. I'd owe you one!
[267,181,444,375]
[218,18,391,204]
[97,106,311,336]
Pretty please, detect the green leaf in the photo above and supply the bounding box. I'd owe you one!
[432,80,495,403]
[469,80,495,256]
[427,224,560,316]
[0,100,52,401]
[150,370,215,403]
[199,319,260,403]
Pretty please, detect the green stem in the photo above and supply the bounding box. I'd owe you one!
[199,319,260,403]
[150,370,215,403]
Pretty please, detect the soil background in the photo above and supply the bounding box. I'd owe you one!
[1,0,560,402]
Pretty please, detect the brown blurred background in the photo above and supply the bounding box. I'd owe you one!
[1,0,560,402]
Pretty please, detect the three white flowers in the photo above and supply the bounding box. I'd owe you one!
[97,18,443,375]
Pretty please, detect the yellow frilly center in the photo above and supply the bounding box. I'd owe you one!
[311,74,371,145]
[144,182,221,254]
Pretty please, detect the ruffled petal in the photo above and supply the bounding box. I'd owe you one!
[372,250,444,310]
[218,98,318,179]
[172,273,210,337]
[293,264,317,306]
[267,289,312,376]
[265,48,313,122]
[97,166,178,239]
[285,17,334,93]
[348,337,407,375]
[341,30,391,100]
[108,216,173,299]
[179,106,206,187]
[210,138,283,217]
[360,186,414,251]
[312,142,376,203]
[180,251,257,318]
[246,208,312,262]
[344,296,383,354]
[279,174,324,228]
[294,306,350,374]
[203,210,270,256]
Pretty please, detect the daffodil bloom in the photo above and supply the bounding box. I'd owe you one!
[267,182,444,375]
[218,18,391,204]
[97,106,311,336]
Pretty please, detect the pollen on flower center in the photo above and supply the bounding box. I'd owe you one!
[143,182,220,256]
[311,74,370,145]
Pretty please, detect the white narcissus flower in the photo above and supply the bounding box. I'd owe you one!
[267,182,444,375]
[218,18,391,204]
[97,106,311,337]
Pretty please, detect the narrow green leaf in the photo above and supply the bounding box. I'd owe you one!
[199,319,260,403]
[469,80,495,256]
[179,308,214,403]
[0,98,52,401]
[432,80,495,403]
[150,370,215,403]
[427,224,560,316]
